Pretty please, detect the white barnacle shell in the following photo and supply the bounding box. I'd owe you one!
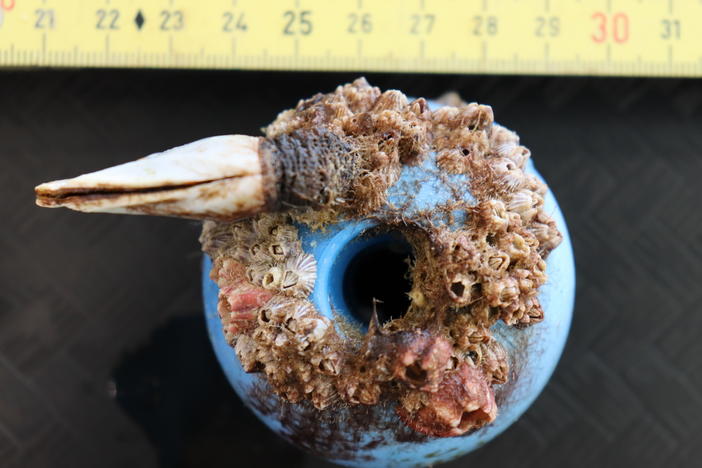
[274,332,289,348]
[293,316,330,351]
[304,316,330,341]
[271,224,298,245]
[528,222,552,243]
[229,245,252,264]
[531,222,562,253]
[447,273,476,304]
[246,264,268,285]
[483,199,510,232]
[231,222,258,246]
[495,141,530,169]
[513,146,532,168]
[315,352,342,376]
[258,297,292,324]
[431,106,460,125]
[249,242,265,260]
[524,173,547,196]
[489,157,524,192]
[373,90,409,112]
[280,269,300,292]
[507,190,539,223]
[493,278,520,304]
[267,241,288,259]
[500,279,520,301]
[289,301,316,325]
[505,233,530,260]
[253,215,282,238]
[495,142,517,159]
[262,266,284,289]
[282,253,317,297]
[199,221,234,255]
[487,251,510,273]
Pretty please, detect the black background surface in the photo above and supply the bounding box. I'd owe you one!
[1,71,701,468]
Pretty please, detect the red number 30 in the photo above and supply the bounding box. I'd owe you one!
[591,12,629,43]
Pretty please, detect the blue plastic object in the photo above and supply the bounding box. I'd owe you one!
[202,104,576,467]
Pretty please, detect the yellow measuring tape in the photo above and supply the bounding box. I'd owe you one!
[0,0,700,76]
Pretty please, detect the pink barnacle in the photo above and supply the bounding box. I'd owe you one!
[218,287,272,337]
[392,331,453,391]
[215,259,273,313]
[228,289,273,313]
[216,258,273,336]
[397,361,496,437]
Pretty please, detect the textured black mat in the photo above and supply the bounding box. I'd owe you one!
[1,70,701,468]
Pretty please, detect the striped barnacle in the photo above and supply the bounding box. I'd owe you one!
[282,253,316,297]
[489,157,525,192]
[507,189,541,223]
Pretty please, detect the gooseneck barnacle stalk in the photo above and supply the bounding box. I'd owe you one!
[36,78,575,465]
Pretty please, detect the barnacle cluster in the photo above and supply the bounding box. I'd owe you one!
[201,78,562,438]
[265,79,431,215]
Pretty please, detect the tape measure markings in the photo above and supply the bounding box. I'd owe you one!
[0,0,700,76]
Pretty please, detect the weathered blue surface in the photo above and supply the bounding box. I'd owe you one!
[202,103,575,467]
[384,153,474,228]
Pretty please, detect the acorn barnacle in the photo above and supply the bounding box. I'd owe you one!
[281,253,316,297]
[507,189,541,222]
[490,157,525,192]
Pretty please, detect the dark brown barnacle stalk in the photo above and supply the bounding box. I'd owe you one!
[35,77,564,439]
[259,127,363,211]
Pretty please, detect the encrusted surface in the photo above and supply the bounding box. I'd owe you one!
[200,78,562,438]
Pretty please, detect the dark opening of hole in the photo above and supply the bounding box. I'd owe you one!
[471,283,482,298]
[404,363,428,385]
[450,281,466,298]
[342,232,414,326]
[458,410,478,431]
